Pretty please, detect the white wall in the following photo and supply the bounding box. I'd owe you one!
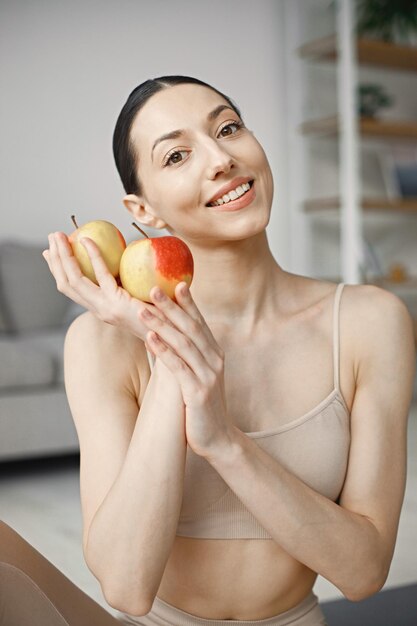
[0,0,290,267]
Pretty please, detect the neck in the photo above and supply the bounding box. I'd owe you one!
[184,230,288,334]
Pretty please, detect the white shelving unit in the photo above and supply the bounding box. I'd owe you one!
[335,0,363,284]
[284,0,363,284]
[283,0,417,292]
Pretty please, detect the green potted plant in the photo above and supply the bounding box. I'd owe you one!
[357,83,394,117]
[356,0,417,44]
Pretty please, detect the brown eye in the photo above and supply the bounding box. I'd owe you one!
[170,152,183,164]
[218,121,242,137]
[164,149,188,167]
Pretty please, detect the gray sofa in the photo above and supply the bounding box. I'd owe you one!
[0,240,83,461]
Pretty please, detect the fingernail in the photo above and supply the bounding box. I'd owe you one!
[153,287,165,301]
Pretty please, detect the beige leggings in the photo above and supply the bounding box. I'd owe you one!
[119,593,328,625]
[0,521,328,626]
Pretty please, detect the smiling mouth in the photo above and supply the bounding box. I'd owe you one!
[206,180,254,207]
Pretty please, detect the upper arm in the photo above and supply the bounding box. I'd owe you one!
[338,285,416,574]
[63,312,148,555]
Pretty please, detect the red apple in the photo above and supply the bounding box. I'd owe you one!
[119,224,194,302]
[68,215,126,284]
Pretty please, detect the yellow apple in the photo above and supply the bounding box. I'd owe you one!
[68,216,126,284]
[119,228,194,302]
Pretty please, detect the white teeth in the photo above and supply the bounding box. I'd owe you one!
[209,182,251,206]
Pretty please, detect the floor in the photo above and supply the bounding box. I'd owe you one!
[1,402,416,620]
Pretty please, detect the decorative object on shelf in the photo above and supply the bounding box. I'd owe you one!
[359,236,385,282]
[377,146,417,200]
[386,261,409,282]
[356,0,417,45]
[358,83,394,117]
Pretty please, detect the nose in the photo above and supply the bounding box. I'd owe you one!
[204,138,235,179]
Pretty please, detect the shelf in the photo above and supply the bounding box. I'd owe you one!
[298,35,417,72]
[304,197,417,213]
[300,116,417,140]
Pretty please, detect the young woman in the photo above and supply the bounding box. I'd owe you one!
[1,75,415,626]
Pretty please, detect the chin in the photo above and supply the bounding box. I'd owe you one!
[226,215,270,241]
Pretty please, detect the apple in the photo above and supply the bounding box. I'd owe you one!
[68,215,126,284]
[119,223,194,302]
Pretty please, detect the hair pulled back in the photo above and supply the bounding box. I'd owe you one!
[112,75,242,196]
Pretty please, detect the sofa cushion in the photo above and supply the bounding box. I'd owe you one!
[18,328,67,385]
[0,303,9,333]
[0,240,71,333]
[0,338,55,390]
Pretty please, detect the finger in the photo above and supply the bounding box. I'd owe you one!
[140,308,211,383]
[150,283,223,362]
[55,232,116,293]
[50,232,103,302]
[174,282,206,324]
[175,283,223,357]
[45,233,94,308]
[147,330,199,398]
[77,236,118,291]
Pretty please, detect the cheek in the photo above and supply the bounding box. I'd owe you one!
[147,173,199,224]
[251,141,273,185]
[250,138,270,169]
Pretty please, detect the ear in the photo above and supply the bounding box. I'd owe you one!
[123,194,168,230]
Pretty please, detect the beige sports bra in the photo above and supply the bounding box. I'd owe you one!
[145,282,351,539]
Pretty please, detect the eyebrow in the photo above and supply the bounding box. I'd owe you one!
[151,104,236,160]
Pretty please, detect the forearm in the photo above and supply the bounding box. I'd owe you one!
[86,358,186,612]
[207,428,385,601]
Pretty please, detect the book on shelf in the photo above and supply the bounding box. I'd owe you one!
[376,146,417,201]
[358,236,385,283]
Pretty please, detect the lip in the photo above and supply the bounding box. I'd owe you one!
[206,176,253,206]
[207,180,256,212]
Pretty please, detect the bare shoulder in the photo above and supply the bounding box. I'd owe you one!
[340,282,415,340]
[340,283,416,384]
[65,311,149,399]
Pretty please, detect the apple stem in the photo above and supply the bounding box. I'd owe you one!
[71,215,79,229]
[132,222,149,239]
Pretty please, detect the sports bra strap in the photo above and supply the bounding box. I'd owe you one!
[333,283,345,391]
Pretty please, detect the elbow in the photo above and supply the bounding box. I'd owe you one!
[83,532,156,615]
[84,544,155,615]
[101,585,154,617]
[343,561,388,602]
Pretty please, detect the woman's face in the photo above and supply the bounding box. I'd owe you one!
[126,83,274,243]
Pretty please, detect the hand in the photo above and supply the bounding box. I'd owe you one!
[42,231,169,341]
[140,282,235,459]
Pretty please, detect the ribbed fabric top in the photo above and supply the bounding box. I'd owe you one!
[145,283,351,539]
